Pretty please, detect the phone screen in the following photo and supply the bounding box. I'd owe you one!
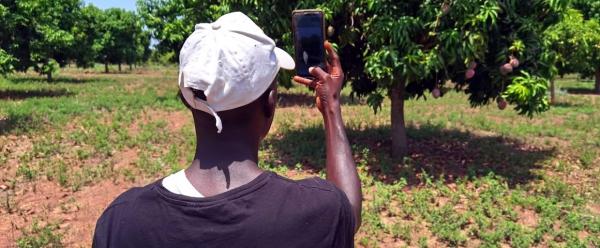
[293,12,325,77]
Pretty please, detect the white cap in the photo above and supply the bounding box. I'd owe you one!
[179,12,295,133]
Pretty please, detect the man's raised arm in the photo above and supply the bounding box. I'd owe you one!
[293,42,362,232]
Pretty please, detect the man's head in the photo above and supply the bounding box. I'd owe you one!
[179,79,277,140]
[178,12,294,138]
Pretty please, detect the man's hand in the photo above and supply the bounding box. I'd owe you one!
[293,41,362,233]
[293,41,344,116]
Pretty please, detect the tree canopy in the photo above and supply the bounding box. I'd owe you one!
[545,8,600,78]
[0,0,151,80]
[545,1,600,94]
[136,0,572,157]
[2,0,593,157]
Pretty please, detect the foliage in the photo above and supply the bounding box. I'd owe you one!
[138,0,342,86]
[503,72,550,117]
[136,0,225,61]
[573,0,600,20]
[138,0,569,117]
[17,0,78,79]
[354,0,567,116]
[72,4,104,68]
[0,0,151,80]
[99,8,147,69]
[16,221,63,248]
[545,8,600,78]
[0,49,15,75]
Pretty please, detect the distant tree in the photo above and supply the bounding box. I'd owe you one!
[137,0,224,63]
[0,3,16,75]
[570,0,600,94]
[0,1,33,73]
[99,8,145,72]
[0,1,150,78]
[24,0,79,81]
[72,4,104,68]
[125,20,152,70]
[0,49,15,75]
[545,9,600,99]
[0,0,80,81]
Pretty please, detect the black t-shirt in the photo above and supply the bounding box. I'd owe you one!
[93,172,355,248]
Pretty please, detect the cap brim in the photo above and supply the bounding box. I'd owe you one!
[274,47,295,70]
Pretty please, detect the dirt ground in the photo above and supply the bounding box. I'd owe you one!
[1,178,143,247]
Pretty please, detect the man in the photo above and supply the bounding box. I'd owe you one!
[93,12,361,248]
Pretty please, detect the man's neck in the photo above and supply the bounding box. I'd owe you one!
[185,129,264,197]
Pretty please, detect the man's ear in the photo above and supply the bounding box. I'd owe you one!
[258,87,277,140]
[264,87,277,119]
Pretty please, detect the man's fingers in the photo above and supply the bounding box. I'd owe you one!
[309,67,329,81]
[324,41,342,71]
[293,76,314,87]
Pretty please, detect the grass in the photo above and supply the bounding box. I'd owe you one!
[1,67,599,247]
[16,221,63,248]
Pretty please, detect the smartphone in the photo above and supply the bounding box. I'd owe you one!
[292,9,325,78]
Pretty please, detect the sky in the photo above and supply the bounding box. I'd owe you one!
[85,0,137,11]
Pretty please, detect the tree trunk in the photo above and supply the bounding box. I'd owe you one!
[595,67,600,95]
[118,63,122,72]
[105,62,109,73]
[390,81,408,159]
[46,72,52,82]
[550,78,556,104]
[129,63,132,71]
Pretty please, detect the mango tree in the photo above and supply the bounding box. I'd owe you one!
[72,4,104,68]
[545,8,600,100]
[98,8,140,73]
[0,49,15,75]
[0,1,31,74]
[572,0,600,93]
[21,0,79,81]
[138,0,333,84]
[138,0,568,158]
[321,0,566,158]
[212,0,567,158]
[0,3,15,75]
[137,0,227,63]
[0,0,79,81]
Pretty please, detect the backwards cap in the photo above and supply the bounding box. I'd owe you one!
[179,12,295,133]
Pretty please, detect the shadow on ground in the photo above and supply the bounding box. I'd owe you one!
[0,114,32,135]
[265,123,555,186]
[562,87,600,95]
[277,92,363,108]
[6,76,97,84]
[551,101,587,108]
[0,88,73,100]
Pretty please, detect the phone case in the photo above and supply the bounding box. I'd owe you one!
[292,9,325,78]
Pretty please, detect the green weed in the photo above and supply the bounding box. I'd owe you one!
[16,221,63,248]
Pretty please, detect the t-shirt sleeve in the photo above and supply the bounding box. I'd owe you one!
[92,208,111,248]
[92,187,141,248]
[331,183,356,248]
[300,177,356,248]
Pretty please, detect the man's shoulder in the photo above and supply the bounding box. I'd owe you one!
[267,174,355,243]
[269,174,348,207]
[272,174,339,192]
[295,176,342,193]
[98,181,157,220]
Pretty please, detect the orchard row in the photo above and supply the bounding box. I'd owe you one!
[0,1,150,80]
